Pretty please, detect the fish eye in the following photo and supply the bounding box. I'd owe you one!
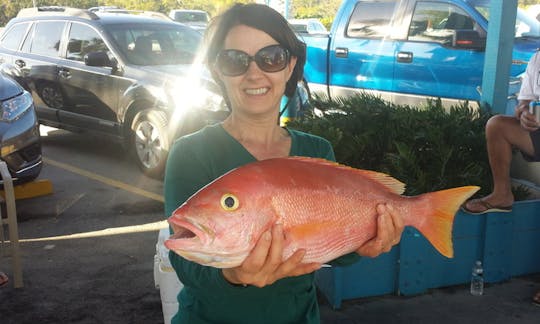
[220,194,239,211]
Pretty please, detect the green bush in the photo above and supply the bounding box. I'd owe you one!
[288,93,495,197]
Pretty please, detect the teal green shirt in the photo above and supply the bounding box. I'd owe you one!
[164,124,358,324]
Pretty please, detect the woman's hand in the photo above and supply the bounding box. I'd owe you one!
[355,203,404,258]
[222,223,321,288]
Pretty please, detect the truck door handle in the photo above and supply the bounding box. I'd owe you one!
[335,47,349,58]
[397,51,413,63]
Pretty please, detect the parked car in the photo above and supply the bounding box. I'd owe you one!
[301,0,540,108]
[288,18,328,35]
[527,4,540,21]
[0,72,42,184]
[168,9,210,32]
[0,6,228,178]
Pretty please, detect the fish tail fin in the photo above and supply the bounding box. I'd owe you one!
[413,186,480,258]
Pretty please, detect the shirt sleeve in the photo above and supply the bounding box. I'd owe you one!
[518,51,540,101]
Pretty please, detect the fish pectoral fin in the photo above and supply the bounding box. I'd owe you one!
[285,221,335,243]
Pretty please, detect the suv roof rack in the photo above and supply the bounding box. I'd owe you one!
[88,7,172,21]
[17,6,99,20]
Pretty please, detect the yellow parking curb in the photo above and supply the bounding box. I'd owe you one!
[1,179,53,200]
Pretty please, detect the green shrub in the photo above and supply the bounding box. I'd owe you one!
[288,93,497,197]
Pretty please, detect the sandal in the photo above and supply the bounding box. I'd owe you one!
[461,198,512,215]
[0,272,8,287]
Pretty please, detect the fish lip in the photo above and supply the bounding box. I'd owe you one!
[167,218,209,245]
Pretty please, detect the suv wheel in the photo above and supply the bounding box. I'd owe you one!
[39,82,65,109]
[131,110,169,178]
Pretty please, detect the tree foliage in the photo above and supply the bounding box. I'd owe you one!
[0,0,535,27]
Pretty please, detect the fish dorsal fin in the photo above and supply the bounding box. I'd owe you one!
[286,156,406,195]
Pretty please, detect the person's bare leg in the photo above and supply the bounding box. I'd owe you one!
[0,272,8,287]
[464,115,535,212]
[533,290,540,306]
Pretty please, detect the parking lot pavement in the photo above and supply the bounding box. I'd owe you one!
[319,273,540,324]
[1,158,540,323]
[1,162,166,323]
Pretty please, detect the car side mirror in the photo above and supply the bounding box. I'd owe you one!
[452,30,486,51]
[84,51,116,68]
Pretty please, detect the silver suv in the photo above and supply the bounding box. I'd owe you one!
[0,6,227,178]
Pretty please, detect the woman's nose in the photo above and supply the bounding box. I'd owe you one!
[244,60,264,77]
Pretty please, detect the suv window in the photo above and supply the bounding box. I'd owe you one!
[347,0,398,38]
[0,22,30,50]
[25,21,65,57]
[408,2,480,45]
[108,24,201,65]
[67,23,108,62]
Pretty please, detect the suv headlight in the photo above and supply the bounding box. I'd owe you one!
[1,90,33,122]
[172,80,226,113]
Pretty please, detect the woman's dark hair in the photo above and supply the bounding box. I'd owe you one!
[203,3,306,99]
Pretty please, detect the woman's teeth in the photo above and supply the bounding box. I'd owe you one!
[245,88,268,95]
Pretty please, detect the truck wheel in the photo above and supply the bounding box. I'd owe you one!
[131,110,169,178]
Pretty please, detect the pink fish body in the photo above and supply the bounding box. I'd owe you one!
[165,157,479,268]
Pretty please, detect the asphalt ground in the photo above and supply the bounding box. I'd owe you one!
[1,159,540,323]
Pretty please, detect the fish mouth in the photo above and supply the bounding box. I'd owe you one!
[167,218,209,245]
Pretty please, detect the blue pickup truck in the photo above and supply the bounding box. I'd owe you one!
[301,0,540,108]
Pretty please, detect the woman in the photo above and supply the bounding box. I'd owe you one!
[164,4,404,323]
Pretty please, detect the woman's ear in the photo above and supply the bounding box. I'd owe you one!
[287,56,297,80]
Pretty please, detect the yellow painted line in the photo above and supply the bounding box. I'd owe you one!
[16,220,168,243]
[43,157,164,202]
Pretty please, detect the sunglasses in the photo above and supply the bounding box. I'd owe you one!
[215,44,290,77]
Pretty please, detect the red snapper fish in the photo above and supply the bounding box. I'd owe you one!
[165,157,479,268]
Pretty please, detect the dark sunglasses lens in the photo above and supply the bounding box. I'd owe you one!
[218,50,249,76]
[255,46,289,72]
[217,46,289,76]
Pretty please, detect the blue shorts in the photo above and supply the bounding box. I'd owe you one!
[523,128,540,162]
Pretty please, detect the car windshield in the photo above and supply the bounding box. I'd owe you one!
[470,2,540,37]
[107,23,202,65]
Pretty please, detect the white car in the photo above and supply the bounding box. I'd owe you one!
[288,18,328,35]
[169,9,209,31]
[527,4,540,21]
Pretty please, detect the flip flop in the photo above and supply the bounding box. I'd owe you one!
[461,198,512,215]
[0,272,8,288]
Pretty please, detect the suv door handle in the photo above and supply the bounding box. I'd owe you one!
[58,68,71,79]
[15,59,26,68]
[335,47,349,58]
[397,51,413,63]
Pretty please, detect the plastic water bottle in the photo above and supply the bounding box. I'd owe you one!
[470,260,484,296]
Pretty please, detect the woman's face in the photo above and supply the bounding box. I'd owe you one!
[216,24,297,120]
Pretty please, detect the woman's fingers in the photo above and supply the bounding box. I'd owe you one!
[357,203,404,257]
[242,229,272,271]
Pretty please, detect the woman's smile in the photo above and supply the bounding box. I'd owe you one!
[244,87,269,95]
